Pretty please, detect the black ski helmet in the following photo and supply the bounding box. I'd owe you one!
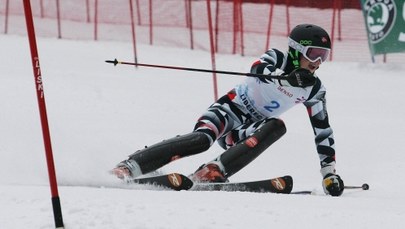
[288,24,331,68]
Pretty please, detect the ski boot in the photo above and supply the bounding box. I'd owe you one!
[111,159,142,180]
[190,163,228,183]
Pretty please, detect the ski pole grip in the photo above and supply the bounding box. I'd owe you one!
[105,59,119,66]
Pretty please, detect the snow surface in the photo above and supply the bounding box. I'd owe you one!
[1,33,405,228]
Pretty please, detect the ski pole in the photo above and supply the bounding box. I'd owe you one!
[344,183,369,190]
[291,183,370,195]
[105,58,288,80]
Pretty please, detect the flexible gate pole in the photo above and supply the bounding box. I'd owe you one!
[22,0,64,228]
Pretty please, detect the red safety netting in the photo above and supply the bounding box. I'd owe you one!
[1,0,403,62]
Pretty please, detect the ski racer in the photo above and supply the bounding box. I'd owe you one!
[112,24,345,196]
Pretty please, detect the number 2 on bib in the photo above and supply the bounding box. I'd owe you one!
[264,101,280,112]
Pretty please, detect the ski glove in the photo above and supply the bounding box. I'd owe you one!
[283,68,316,87]
[322,173,344,196]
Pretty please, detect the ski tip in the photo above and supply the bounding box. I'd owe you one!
[166,173,194,191]
[280,175,293,194]
[268,175,293,194]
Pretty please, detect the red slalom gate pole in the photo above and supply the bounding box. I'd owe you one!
[22,0,64,228]
[206,0,218,101]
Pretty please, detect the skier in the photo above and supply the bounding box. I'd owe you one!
[112,24,345,196]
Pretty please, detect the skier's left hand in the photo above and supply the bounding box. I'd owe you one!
[322,173,344,196]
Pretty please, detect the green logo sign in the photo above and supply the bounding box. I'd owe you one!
[361,0,405,56]
[365,0,396,43]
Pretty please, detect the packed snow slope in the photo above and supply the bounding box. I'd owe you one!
[1,34,404,228]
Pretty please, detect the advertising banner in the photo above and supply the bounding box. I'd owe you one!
[360,0,405,56]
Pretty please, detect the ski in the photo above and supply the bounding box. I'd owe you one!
[129,173,293,193]
[129,173,194,191]
[119,173,366,195]
[191,175,293,193]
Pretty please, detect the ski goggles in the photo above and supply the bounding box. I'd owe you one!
[288,37,330,63]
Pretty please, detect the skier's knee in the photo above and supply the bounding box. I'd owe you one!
[259,118,286,142]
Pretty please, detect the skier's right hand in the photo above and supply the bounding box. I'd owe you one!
[285,68,316,87]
